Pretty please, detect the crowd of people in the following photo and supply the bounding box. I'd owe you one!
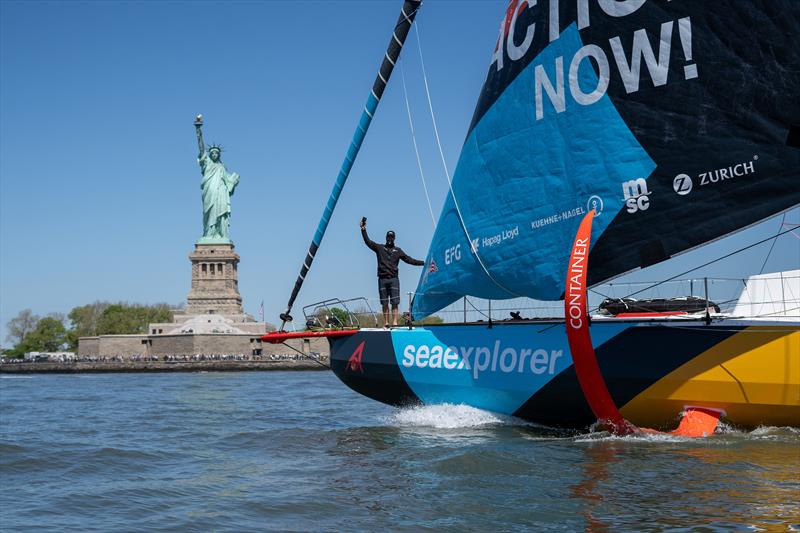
[1,352,326,364]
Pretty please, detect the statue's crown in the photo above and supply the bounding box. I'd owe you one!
[209,144,223,153]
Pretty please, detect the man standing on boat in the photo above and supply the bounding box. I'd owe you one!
[360,217,424,327]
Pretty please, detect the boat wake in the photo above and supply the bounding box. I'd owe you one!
[388,403,527,430]
[573,422,800,443]
[386,404,800,443]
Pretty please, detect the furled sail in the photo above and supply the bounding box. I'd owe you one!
[412,0,800,318]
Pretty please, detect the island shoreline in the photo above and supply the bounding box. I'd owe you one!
[0,361,329,374]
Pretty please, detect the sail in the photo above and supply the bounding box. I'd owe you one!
[412,0,800,318]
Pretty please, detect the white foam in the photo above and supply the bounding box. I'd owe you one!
[389,403,517,429]
[749,425,800,436]
[574,431,694,443]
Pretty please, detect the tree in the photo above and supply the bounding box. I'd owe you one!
[5,309,40,345]
[95,303,173,335]
[309,307,354,329]
[416,315,444,326]
[67,302,110,349]
[17,317,67,353]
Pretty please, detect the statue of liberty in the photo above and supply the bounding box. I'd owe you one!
[194,115,239,243]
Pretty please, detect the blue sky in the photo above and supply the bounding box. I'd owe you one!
[1,0,797,342]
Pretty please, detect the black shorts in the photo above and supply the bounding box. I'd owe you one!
[378,277,400,307]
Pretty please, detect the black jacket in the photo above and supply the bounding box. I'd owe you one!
[362,228,424,279]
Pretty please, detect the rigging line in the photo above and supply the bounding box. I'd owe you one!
[400,59,436,228]
[622,225,798,301]
[759,212,786,274]
[280,342,330,369]
[413,19,520,298]
[464,296,492,320]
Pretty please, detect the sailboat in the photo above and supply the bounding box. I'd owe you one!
[265,0,800,432]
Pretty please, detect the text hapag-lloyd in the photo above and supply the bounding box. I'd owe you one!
[402,342,563,380]
[482,226,519,248]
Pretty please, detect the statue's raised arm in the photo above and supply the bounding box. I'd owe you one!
[194,114,205,158]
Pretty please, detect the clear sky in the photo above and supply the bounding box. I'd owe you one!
[1,0,797,343]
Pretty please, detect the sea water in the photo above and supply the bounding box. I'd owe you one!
[1,372,798,532]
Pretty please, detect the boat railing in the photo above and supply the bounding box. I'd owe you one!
[298,273,798,328]
[302,297,381,330]
[404,273,800,324]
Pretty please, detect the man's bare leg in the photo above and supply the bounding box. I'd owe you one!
[392,305,399,326]
[382,305,390,328]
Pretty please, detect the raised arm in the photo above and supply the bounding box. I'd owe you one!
[400,251,425,266]
[360,219,379,252]
[195,115,205,158]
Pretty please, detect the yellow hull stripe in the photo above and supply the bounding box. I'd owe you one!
[620,327,800,429]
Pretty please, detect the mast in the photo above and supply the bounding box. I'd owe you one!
[279,0,422,330]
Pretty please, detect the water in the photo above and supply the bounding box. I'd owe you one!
[1,372,798,532]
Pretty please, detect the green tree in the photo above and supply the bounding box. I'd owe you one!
[66,302,110,349]
[17,317,67,353]
[328,307,352,327]
[415,315,444,326]
[95,303,173,335]
[5,309,40,345]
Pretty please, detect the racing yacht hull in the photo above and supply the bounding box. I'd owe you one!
[329,319,799,430]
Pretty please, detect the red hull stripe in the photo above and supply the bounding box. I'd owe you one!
[262,330,359,344]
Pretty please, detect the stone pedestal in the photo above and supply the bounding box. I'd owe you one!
[186,243,244,316]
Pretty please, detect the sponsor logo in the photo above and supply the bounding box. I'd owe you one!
[532,206,587,230]
[622,178,650,213]
[674,156,758,195]
[699,158,757,186]
[587,195,604,217]
[673,174,692,195]
[566,234,589,329]
[481,225,519,248]
[402,341,564,380]
[444,245,460,265]
[346,341,365,373]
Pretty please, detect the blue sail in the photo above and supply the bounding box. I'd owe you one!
[414,24,655,316]
[413,1,800,318]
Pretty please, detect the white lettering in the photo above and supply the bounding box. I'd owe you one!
[416,345,429,368]
[402,345,415,367]
[500,348,517,372]
[429,345,443,369]
[458,346,473,370]
[598,0,646,17]
[445,244,462,265]
[531,349,549,374]
[490,18,505,71]
[569,44,610,106]
[403,344,565,379]
[519,348,532,372]
[610,21,673,94]
[535,57,565,120]
[507,0,536,61]
[444,347,458,370]
[474,347,491,379]
[548,350,563,374]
